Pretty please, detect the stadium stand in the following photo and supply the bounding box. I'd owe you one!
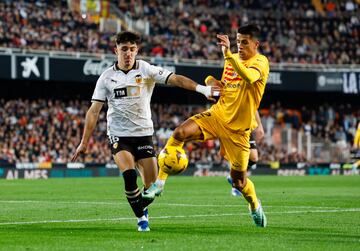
[0,0,359,169]
[0,99,358,165]
[0,0,359,63]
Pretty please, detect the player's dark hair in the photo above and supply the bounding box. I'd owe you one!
[115,31,141,45]
[238,24,261,40]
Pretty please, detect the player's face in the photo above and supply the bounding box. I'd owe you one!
[236,34,259,60]
[115,42,138,70]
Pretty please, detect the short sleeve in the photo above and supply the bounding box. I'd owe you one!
[91,74,107,102]
[147,64,173,84]
[249,55,269,79]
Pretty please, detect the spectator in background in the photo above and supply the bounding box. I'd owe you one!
[0,0,359,64]
[0,99,358,166]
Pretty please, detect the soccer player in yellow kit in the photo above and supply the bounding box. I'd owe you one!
[353,122,360,149]
[144,24,269,227]
[352,122,360,174]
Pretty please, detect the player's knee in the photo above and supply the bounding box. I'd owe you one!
[230,169,247,190]
[233,178,247,190]
[173,126,187,141]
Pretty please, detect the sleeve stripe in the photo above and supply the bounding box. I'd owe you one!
[164,72,174,85]
[249,66,261,77]
[91,99,106,103]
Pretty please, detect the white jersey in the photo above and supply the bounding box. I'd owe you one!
[92,60,172,137]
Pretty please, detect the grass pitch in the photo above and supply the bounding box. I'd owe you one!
[0,176,359,251]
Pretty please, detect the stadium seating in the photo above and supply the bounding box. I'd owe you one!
[0,0,359,165]
[0,99,358,165]
[0,0,359,63]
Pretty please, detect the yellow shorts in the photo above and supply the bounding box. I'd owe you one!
[190,110,250,171]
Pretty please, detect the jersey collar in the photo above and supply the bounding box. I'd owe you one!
[113,60,139,74]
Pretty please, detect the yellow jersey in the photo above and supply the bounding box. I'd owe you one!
[354,122,360,148]
[210,52,269,132]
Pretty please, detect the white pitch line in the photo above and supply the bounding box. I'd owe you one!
[0,200,343,209]
[0,208,359,226]
[156,203,343,209]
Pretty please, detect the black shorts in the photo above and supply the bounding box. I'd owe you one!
[350,149,360,160]
[249,131,257,149]
[108,135,156,161]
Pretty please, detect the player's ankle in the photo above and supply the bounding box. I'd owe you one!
[156,179,166,187]
[137,215,147,222]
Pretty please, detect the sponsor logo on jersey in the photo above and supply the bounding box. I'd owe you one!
[225,83,242,89]
[114,87,140,98]
[128,86,140,97]
[114,88,127,98]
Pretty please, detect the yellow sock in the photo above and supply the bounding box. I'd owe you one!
[158,136,184,181]
[241,178,259,211]
[157,167,169,181]
[166,136,184,148]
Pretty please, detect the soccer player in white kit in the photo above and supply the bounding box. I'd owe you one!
[71,31,221,231]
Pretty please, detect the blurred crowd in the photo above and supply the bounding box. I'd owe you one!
[0,99,358,165]
[0,0,112,53]
[0,0,359,64]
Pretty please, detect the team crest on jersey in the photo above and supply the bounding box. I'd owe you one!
[135,74,142,84]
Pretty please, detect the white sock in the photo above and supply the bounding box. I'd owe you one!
[156,179,166,187]
[138,215,147,222]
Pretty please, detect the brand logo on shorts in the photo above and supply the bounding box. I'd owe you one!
[232,163,240,168]
[138,145,153,150]
[113,142,118,149]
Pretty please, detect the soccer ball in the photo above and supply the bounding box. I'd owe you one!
[158,146,189,175]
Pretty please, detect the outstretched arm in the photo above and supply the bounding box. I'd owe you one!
[217,34,261,84]
[167,74,222,101]
[71,101,103,161]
